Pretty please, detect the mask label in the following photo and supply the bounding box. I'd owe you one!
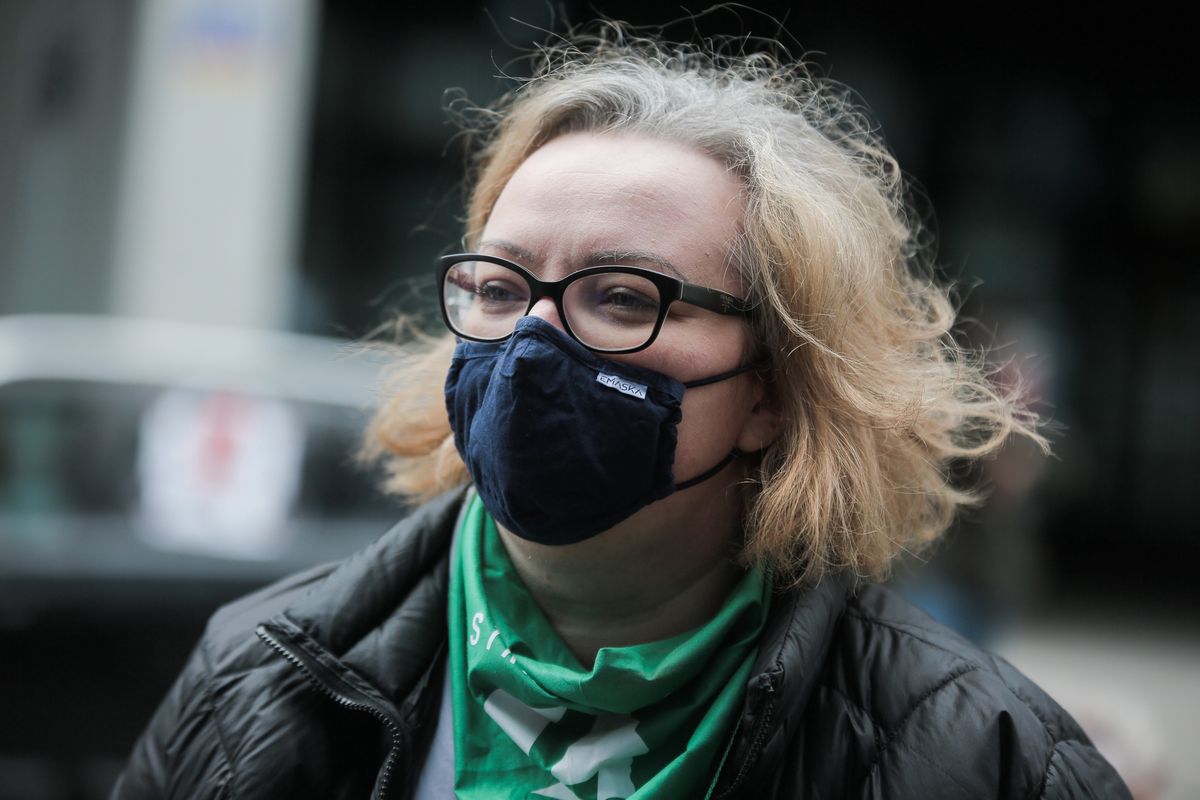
[596,372,647,400]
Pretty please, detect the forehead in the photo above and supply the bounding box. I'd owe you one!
[480,132,745,291]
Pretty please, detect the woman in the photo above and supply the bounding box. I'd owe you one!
[114,28,1130,800]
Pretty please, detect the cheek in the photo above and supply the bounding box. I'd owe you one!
[672,381,751,477]
[639,319,755,477]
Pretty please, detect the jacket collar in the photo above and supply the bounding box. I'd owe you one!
[272,486,468,708]
[713,572,850,798]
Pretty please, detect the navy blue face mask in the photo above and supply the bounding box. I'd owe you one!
[444,316,755,545]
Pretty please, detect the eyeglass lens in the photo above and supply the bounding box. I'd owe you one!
[442,259,663,351]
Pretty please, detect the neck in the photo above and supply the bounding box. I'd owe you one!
[496,482,744,668]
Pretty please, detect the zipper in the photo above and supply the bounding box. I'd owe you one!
[712,679,776,800]
[704,717,742,800]
[256,624,405,800]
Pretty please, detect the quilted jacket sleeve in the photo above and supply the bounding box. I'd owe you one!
[860,654,1132,800]
[110,638,232,800]
[109,559,350,799]
[817,591,1133,800]
[989,656,1132,800]
[1038,739,1132,799]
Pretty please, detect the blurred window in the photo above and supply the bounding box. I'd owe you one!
[0,379,397,558]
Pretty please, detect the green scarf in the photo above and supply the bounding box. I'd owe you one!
[448,494,769,799]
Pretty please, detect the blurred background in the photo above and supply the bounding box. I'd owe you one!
[0,1,1195,798]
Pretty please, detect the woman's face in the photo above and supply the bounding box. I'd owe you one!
[476,131,779,542]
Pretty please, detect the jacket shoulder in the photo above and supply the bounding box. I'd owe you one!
[838,584,1077,737]
[113,488,467,799]
[201,486,466,671]
[808,583,1130,799]
[204,561,341,667]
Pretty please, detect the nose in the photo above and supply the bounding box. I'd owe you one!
[527,297,566,330]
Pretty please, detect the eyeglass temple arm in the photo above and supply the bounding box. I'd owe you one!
[678,283,755,316]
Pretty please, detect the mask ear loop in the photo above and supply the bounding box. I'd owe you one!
[675,358,769,490]
[681,362,762,389]
[675,449,743,490]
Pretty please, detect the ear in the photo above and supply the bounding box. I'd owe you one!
[735,378,784,454]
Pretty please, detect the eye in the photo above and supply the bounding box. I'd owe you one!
[566,273,662,323]
[600,285,657,309]
[477,279,525,303]
[465,262,529,307]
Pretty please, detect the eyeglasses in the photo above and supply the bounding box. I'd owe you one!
[438,253,754,354]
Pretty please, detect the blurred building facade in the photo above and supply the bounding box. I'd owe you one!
[1,0,315,328]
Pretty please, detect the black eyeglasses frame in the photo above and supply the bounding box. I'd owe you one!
[437,252,754,354]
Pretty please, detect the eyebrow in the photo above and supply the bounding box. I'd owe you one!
[476,239,540,264]
[586,249,686,280]
[475,239,687,281]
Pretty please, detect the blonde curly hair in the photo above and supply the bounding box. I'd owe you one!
[361,25,1046,586]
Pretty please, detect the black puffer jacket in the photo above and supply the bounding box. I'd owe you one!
[112,489,1130,799]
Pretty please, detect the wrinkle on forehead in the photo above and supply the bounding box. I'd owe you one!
[475,238,688,281]
[479,131,747,292]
